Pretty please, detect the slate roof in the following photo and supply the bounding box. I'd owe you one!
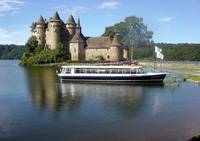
[85,37,112,49]
[67,14,76,24]
[77,17,80,27]
[36,16,45,24]
[111,35,120,46]
[51,11,61,21]
[70,31,85,43]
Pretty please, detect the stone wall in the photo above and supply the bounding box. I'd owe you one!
[108,47,119,61]
[70,43,79,61]
[85,48,109,61]
[32,25,46,45]
[46,22,62,49]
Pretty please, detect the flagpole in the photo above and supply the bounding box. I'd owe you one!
[154,51,156,72]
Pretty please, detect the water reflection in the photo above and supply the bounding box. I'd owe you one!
[59,83,81,111]
[24,67,167,118]
[103,85,144,117]
[24,67,82,113]
[25,67,63,112]
[2,61,200,141]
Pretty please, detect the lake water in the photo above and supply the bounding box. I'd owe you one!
[0,60,200,141]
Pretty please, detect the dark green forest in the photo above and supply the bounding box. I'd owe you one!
[129,43,200,61]
[157,43,200,61]
[0,45,24,59]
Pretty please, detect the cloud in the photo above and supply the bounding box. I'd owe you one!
[0,27,29,45]
[53,5,91,16]
[0,0,25,17]
[97,1,120,9]
[158,17,174,22]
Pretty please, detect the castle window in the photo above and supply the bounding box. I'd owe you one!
[107,55,110,59]
[74,48,76,53]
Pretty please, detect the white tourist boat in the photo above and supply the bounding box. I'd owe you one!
[57,65,166,83]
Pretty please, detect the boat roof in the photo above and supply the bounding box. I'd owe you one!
[61,65,142,69]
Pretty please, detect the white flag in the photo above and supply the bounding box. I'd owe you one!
[155,46,164,60]
[156,52,164,60]
[155,46,162,53]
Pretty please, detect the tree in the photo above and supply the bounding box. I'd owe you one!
[20,37,68,66]
[0,45,24,59]
[25,36,38,55]
[102,16,154,60]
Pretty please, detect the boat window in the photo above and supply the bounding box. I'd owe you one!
[73,68,136,74]
[97,69,106,74]
[90,69,97,73]
[75,68,84,73]
[117,68,123,74]
[61,68,71,74]
[105,69,110,74]
[111,69,118,74]
[133,68,143,74]
[131,68,137,74]
[138,68,143,74]
[123,68,130,74]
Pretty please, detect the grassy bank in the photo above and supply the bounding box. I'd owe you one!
[163,67,200,83]
[163,67,200,73]
[141,63,200,83]
[182,74,200,83]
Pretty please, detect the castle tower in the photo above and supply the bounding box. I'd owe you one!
[76,17,81,33]
[69,24,85,61]
[45,11,62,49]
[31,16,46,45]
[66,14,76,39]
[109,35,120,61]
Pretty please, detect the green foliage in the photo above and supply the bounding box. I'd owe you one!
[102,16,154,60]
[20,36,67,66]
[0,44,24,59]
[156,43,200,61]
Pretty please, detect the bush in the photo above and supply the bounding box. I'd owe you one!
[20,37,68,66]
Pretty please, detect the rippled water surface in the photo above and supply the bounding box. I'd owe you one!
[0,60,200,141]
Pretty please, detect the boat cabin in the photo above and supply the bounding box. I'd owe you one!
[60,66,144,75]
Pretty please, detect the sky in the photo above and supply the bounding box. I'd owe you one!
[0,0,200,45]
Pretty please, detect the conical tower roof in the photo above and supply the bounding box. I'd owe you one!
[36,15,45,24]
[51,11,61,21]
[77,17,80,27]
[111,35,120,46]
[67,14,76,24]
[76,17,81,32]
[70,32,85,43]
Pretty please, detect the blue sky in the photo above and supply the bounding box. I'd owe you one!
[0,0,200,45]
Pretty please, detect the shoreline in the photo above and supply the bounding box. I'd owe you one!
[139,61,200,84]
[1,60,200,83]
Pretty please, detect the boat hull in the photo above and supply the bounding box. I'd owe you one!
[58,74,166,82]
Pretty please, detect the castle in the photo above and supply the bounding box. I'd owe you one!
[31,11,128,61]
